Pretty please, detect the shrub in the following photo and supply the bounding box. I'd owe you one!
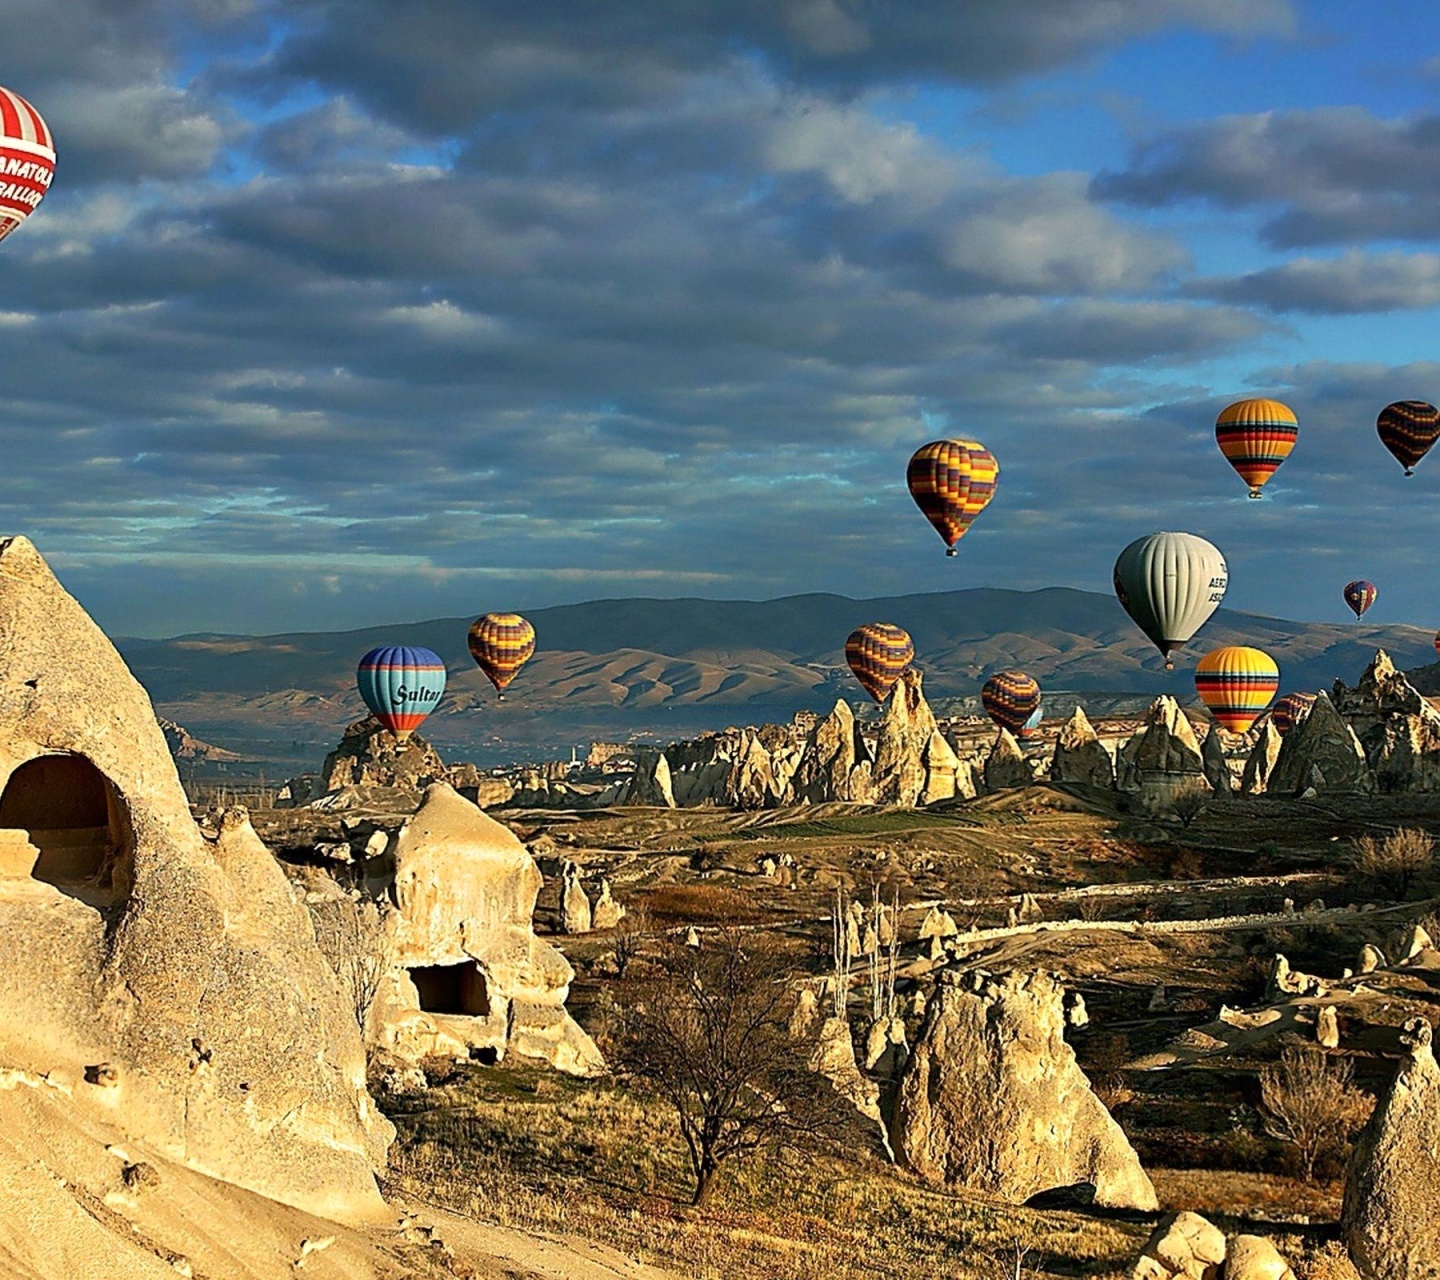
[1170,780,1210,829]
[1352,828,1434,900]
[1258,1046,1373,1180]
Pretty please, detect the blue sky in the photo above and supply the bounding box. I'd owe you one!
[2,0,1440,638]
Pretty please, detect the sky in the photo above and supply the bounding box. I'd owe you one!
[3,0,1440,638]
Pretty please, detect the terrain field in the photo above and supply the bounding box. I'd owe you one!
[250,782,1440,1280]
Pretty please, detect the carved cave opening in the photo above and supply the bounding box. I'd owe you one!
[409,962,491,1017]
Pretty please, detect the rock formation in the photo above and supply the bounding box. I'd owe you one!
[791,700,875,803]
[1116,697,1206,800]
[1332,651,1440,793]
[158,717,242,763]
[1240,720,1282,795]
[1343,1017,1440,1280]
[561,860,594,933]
[1050,707,1115,788]
[621,748,677,807]
[370,783,602,1076]
[1132,1213,1298,1280]
[891,969,1157,1209]
[322,716,449,794]
[984,727,1034,790]
[591,878,626,929]
[0,536,388,1219]
[1268,693,1374,796]
[1201,725,1233,795]
[872,669,941,806]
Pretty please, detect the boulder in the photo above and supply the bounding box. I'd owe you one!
[984,728,1034,791]
[1116,697,1206,798]
[809,1015,893,1159]
[0,537,388,1219]
[1240,720,1282,796]
[621,748,676,807]
[1050,707,1115,788]
[1343,1018,1440,1280]
[1133,1210,1227,1280]
[1316,1006,1340,1049]
[1268,693,1374,795]
[892,969,1157,1209]
[1223,1237,1297,1280]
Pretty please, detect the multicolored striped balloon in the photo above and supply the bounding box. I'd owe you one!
[1021,704,1043,738]
[906,439,999,556]
[468,612,536,698]
[1270,692,1316,737]
[1215,399,1298,499]
[356,646,446,740]
[1377,401,1440,476]
[845,622,914,704]
[1343,580,1377,620]
[981,671,1041,735]
[0,86,55,244]
[1195,646,1280,734]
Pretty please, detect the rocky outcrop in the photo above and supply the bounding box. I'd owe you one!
[1202,725,1233,795]
[1132,1213,1298,1280]
[892,969,1157,1209]
[0,536,387,1219]
[591,878,626,929]
[322,716,449,793]
[1240,720,1282,795]
[158,717,242,763]
[1116,697,1206,798]
[984,728,1034,790]
[791,700,874,804]
[371,783,602,1077]
[622,748,676,807]
[1268,693,1374,796]
[1050,707,1115,788]
[1331,652,1440,793]
[1343,1018,1440,1280]
[872,669,939,806]
[561,860,593,933]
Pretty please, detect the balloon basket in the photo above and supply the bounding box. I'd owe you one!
[1406,469,1415,477]
[1247,489,1262,500]
[1164,660,1174,671]
[945,547,957,557]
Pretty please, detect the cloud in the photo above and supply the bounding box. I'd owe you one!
[1189,250,1440,313]
[1095,107,1440,247]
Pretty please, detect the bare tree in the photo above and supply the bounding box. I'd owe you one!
[311,897,387,1040]
[830,889,852,1020]
[1353,828,1434,900]
[611,902,650,980]
[608,928,848,1206]
[1170,780,1210,829]
[866,885,899,1024]
[1259,1046,1373,1180]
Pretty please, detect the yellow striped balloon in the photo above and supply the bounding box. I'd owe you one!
[1215,399,1297,499]
[467,612,536,697]
[845,622,914,703]
[1194,646,1280,734]
[906,439,999,556]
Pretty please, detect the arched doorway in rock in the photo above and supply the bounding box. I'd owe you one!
[408,962,491,1017]
[0,753,134,900]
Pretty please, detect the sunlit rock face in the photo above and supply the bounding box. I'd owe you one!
[1333,651,1440,793]
[1268,692,1374,796]
[0,536,387,1221]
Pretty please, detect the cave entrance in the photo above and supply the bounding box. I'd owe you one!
[0,754,134,900]
[409,962,491,1017]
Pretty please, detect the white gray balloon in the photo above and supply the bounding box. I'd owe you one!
[1113,532,1228,669]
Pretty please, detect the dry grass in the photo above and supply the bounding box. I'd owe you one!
[381,1064,1146,1280]
[641,882,770,926]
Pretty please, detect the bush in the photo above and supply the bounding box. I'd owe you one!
[1352,828,1434,899]
[1259,1046,1373,1180]
[1170,780,1210,829]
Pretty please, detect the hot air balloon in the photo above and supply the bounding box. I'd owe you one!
[1194,646,1279,734]
[1434,630,1440,660]
[1343,580,1377,620]
[1021,705,1044,738]
[1113,532,1228,670]
[356,646,446,740]
[845,622,914,703]
[0,86,54,244]
[981,671,1041,736]
[467,612,536,698]
[1270,691,1316,737]
[1215,399,1298,499]
[906,439,999,556]
[1377,401,1440,476]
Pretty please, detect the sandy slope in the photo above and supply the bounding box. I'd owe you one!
[0,1069,679,1280]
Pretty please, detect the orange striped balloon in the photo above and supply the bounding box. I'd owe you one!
[1269,692,1315,737]
[906,439,999,556]
[1194,646,1279,734]
[467,612,536,697]
[845,622,914,703]
[1377,401,1440,476]
[981,671,1041,735]
[1215,399,1297,499]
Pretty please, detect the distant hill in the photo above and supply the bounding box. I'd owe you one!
[115,586,1438,771]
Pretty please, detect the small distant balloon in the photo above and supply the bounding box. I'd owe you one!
[1434,629,1440,661]
[906,439,999,556]
[1270,692,1316,737]
[1376,401,1440,476]
[356,646,446,740]
[981,671,1041,736]
[845,622,914,703]
[1113,532,1228,669]
[467,612,536,698]
[1021,705,1044,738]
[0,86,54,244]
[1215,399,1298,499]
[1195,646,1279,734]
[1343,580,1377,620]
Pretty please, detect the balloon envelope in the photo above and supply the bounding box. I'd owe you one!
[0,86,54,244]
[1113,532,1228,669]
[1270,691,1316,737]
[1195,646,1279,734]
[845,622,914,703]
[1343,580,1377,620]
[1215,399,1298,498]
[906,439,999,555]
[356,646,446,739]
[1377,401,1440,476]
[981,671,1041,735]
[468,612,536,695]
[1020,704,1044,738]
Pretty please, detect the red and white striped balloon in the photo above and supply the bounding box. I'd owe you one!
[0,86,55,244]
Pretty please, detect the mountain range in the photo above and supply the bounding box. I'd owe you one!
[117,586,1440,772]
